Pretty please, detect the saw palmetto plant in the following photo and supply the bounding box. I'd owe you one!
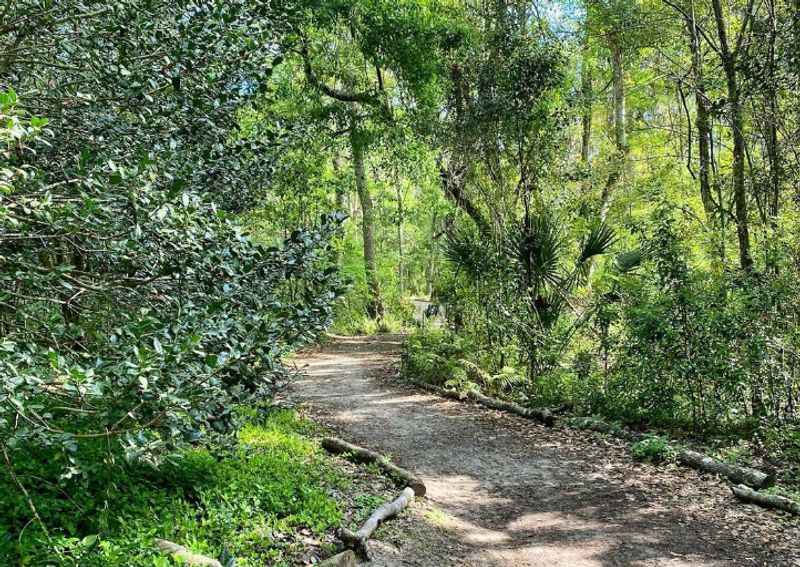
[443,213,616,379]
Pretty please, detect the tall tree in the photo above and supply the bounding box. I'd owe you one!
[710,0,754,271]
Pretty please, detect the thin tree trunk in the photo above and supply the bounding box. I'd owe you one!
[685,0,714,219]
[580,39,593,168]
[765,0,781,226]
[711,0,753,271]
[600,34,626,222]
[611,39,626,153]
[395,179,405,296]
[350,125,384,320]
[426,212,437,297]
[333,155,346,266]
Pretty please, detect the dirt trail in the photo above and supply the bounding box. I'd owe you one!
[288,335,798,566]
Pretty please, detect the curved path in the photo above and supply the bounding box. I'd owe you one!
[289,335,798,566]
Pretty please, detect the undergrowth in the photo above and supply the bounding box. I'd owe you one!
[401,327,800,479]
[1,409,349,566]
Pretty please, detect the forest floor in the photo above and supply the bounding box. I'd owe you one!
[286,335,799,567]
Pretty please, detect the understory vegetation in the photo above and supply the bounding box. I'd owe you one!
[0,408,383,565]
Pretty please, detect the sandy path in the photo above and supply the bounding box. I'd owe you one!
[288,335,798,566]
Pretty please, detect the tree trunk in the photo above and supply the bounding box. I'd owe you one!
[580,38,593,168]
[611,38,626,153]
[438,161,489,234]
[600,34,626,222]
[350,126,384,320]
[765,0,781,225]
[333,155,346,266]
[684,0,714,219]
[711,0,753,271]
[396,178,405,296]
[426,211,438,297]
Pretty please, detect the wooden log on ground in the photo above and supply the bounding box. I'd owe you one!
[321,437,426,497]
[318,549,357,566]
[154,539,223,567]
[409,380,555,427]
[469,390,555,427]
[731,484,800,515]
[340,487,415,559]
[678,449,774,489]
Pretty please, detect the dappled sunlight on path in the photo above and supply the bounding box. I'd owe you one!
[288,336,798,566]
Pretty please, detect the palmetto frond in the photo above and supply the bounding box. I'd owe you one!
[508,214,564,292]
[572,221,616,285]
[443,223,487,280]
[614,248,643,274]
[578,222,616,264]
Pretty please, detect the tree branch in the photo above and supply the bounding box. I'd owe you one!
[299,43,378,105]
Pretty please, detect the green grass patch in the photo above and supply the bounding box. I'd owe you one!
[1,409,349,566]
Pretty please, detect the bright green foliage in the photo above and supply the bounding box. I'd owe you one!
[631,435,675,463]
[392,0,800,472]
[594,206,800,431]
[5,0,800,555]
[0,409,345,566]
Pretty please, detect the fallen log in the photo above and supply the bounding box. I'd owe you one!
[731,484,800,515]
[470,390,555,427]
[154,539,222,567]
[318,549,357,566]
[409,380,555,426]
[321,437,426,497]
[678,449,774,489]
[340,487,415,559]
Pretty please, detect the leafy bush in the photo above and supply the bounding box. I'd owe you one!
[401,329,470,388]
[1,106,345,460]
[598,207,800,432]
[630,435,674,463]
[0,1,346,538]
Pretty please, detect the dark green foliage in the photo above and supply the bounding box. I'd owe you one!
[1,97,345,460]
[0,0,347,542]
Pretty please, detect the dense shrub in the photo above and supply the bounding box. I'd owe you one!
[405,207,800,458]
[0,2,347,547]
[2,90,345,464]
[596,209,800,432]
[401,329,470,388]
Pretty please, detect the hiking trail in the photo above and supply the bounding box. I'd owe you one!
[287,335,798,566]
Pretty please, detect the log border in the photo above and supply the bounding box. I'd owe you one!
[731,484,800,516]
[408,379,555,426]
[339,487,416,559]
[321,436,426,497]
[154,539,223,567]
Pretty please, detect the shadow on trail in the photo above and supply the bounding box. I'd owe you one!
[290,335,796,567]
